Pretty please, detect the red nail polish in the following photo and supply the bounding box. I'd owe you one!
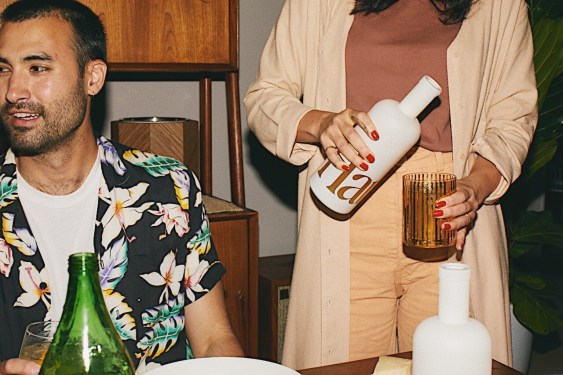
[342,165,350,172]
[366,154,375,163]
[371,131,379,141]
[360,162,368,171]
[432,210,443,217]
[443,223,451,230]
[436,201,446,208]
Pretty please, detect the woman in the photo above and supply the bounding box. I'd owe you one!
[244,0,537,369]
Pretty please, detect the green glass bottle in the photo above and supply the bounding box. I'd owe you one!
[40,252,136,374]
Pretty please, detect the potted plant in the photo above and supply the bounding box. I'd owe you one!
[503,0,563,351]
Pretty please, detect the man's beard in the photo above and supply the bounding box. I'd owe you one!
[0,81,88,156]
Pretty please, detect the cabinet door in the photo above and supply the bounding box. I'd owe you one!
[0,0,238,71]
[209,210,259,357]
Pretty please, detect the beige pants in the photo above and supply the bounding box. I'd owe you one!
[349,147,455,361]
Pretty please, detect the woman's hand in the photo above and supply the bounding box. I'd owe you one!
[432,179,480,251]
[432,156,502,251]
[0,358,40,375]
[297,108,379,171]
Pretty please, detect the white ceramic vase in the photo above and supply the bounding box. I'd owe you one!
[511,303,534,373]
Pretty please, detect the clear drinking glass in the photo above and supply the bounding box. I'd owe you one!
[19,321,58,365]
[403,173,457,248]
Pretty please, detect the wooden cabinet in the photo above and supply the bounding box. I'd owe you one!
[79,0,238,71]
[258,254,295,363]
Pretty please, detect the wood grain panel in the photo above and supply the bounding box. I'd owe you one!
[111,119,200,177]
[0,0,238,71]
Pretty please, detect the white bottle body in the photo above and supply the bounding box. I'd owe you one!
[412,263,492,375]
[309,76,441,214]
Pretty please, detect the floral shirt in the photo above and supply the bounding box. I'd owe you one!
[0,136,225,372]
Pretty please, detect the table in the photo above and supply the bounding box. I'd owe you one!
[298,352,524,375]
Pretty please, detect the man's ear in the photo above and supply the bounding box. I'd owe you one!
[85,59,107,96]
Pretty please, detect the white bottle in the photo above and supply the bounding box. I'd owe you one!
[412,263,492,375]
[309,75,442,214]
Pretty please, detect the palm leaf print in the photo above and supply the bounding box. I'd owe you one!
[103,289,136,341]
[2,213,37,256]
[0,175,17,209]
[123,150,186,177]
[141,294,185,327]
[137,315,184,358]
[98,137,127,176]
[185,339,194,360]
[99,236,129,290]
[186,220,211,255]
[170,170,190,210]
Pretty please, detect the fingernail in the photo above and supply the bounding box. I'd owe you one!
[432,210,443,217]
[371,131,379,141]
[443,223,451,230]
[342,165,350,172]
[366,154,375,163]
[436,201,446,208]
[360,162,368,171]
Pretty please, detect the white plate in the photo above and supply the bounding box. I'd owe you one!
[144,357,301,375]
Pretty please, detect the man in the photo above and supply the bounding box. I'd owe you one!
[0,1,243,374]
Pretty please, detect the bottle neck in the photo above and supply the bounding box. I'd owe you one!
[63,253,109,324]
[438,264,470,324]
[397,75,442,119]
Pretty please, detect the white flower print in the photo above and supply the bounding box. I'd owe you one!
[0,238,13,277]
[99,182,154,247]
[14,261,51,309]
[140,251,185,303]
[184,249,212,302]
[148,203,190,240]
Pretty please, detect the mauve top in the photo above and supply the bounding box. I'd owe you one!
[346,0,461,151]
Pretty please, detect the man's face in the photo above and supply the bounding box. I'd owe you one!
[0,16,88,156]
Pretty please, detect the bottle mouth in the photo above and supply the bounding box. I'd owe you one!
[421,75,442,95]
[68,252,99,270]
[439,263,470,281]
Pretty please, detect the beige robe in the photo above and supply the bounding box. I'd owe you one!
[244,0,537,369]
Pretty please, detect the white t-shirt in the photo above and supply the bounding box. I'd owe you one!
[17,159,102,321]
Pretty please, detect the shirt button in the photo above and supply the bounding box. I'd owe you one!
[459,153,466,160]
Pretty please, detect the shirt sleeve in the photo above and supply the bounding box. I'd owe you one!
[180,170,225,305]
[243,0,320,166]
[470,0,538,204]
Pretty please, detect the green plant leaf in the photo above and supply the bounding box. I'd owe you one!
[515,273,547,291]
[507,211,563,251]
[532,18,563,109]
[534,74,563,142]
[523,138,559,180]
[511,284,563,335]
[528,0,563,25]
[508,241,537,258]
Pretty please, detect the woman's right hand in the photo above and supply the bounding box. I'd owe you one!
[0,359,40,375]
[297,108,379,171]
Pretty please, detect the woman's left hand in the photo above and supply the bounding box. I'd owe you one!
[432,179,480,251]
[432,156,502,251]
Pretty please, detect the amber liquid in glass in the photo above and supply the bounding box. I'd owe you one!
[403,173,456,248]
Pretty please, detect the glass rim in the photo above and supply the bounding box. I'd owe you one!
[403,172,456,182]
[24,321,59,340]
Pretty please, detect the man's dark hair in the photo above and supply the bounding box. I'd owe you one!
[0,0,107,74]
[352,0,474,24]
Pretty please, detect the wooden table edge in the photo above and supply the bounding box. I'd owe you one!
[297,352,524,375]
